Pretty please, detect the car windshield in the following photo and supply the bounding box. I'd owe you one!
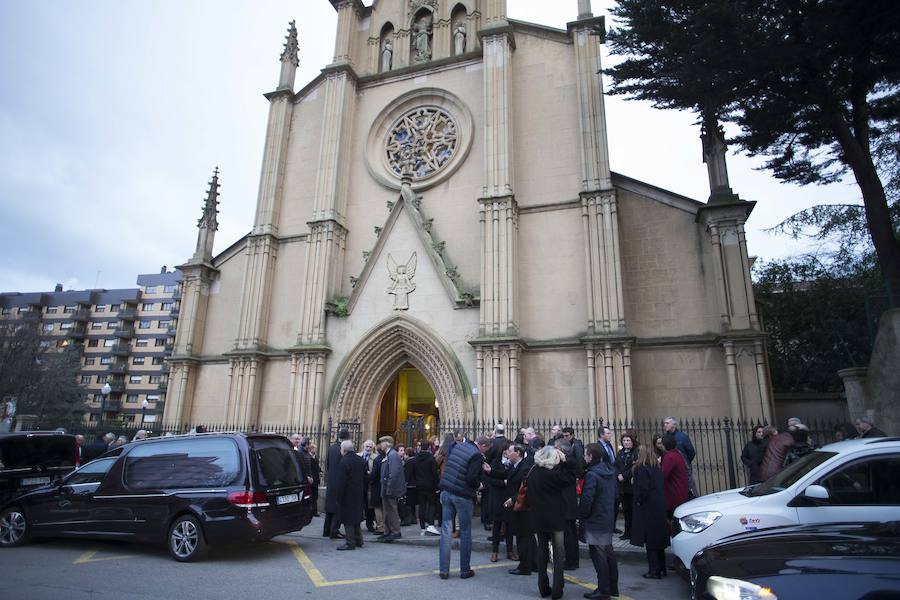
[748,450,837,497]
[249,437,303,489]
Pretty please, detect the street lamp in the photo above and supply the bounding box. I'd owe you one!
[100,382,111,423]
[141,398,149,426]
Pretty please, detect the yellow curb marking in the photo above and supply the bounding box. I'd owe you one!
[73,549,139,565]
[288,542,513,587]
[563,573,636,600]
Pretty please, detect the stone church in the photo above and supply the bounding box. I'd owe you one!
[164,0,773,438]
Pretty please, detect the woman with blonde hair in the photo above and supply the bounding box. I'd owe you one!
[527,445,577,598]
[629,444,669,579]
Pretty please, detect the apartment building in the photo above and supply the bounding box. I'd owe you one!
[0,268,181,424]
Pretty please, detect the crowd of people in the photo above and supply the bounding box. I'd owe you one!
[310,418,710,600]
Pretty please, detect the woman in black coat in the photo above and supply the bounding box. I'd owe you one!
[630,444,669,579]
[368,450,385,534]
[740,425,768,485]
[411,445,439,532]
[614,432,638,541]
[483,441,513,561]
[527,445,577,599]
[579,443,619,600]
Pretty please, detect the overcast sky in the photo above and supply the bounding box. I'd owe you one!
[0,0,860,293]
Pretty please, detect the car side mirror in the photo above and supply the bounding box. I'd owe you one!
[804,484,830,502]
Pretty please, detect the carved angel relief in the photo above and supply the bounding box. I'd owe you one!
[387,252,417,310]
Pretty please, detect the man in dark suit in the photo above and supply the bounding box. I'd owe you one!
[323,429,350,539]
[82,434,108,463]
[503,443,535,576]
[481,423,507,531]
[332,439,367,550]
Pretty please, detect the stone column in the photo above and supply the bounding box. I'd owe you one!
[472,342,522,422]
[583,340,634,423]
[838,367,869,421]
[723,340,743,420]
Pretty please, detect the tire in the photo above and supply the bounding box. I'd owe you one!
[0,507,29,548]
[167,515,208,562]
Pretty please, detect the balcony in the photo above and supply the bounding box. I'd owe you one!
[113,326,134,339]
[71,309,90,322]
[169,307,180,317]
[101,398,122,412]
[157,380,168,390]
[117,308,138,321]
[164,342,174,352]
[110,343,131,357]
[67,326,87,339]
[21,311,41,322]
[107,380,126,393]
[109,363,128,374]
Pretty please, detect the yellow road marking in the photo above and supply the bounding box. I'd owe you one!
[73,549,139,565]
[288,542,513,587]
[563,573,636,600]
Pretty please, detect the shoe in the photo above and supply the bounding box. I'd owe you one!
[490,553,498,562]
[540,587,552,598]
[439,572,449,580]
[508,569,531,575]
[642,572,661,579]
[507,551,519,561]
[460,570,475,579]
[551,592,564,600]
[426,525,441,535]
[377,536,395,543]
[583,589,610,600]
[328,532,345,540]
[336,543,355,551]
[373,529,384,536]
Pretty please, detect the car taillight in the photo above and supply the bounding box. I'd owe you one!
[227,490,270,508]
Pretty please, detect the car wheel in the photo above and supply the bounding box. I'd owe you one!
[168,515,207,562]
[0,507,29,547]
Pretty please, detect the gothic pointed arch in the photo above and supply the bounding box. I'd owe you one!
[327,315,473,428]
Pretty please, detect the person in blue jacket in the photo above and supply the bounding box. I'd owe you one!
[578,443,619,600]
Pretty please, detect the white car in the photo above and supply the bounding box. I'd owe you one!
[672,436,900,570]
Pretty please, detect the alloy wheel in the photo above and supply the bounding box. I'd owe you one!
[0,510,26,546]
[171,519,199,558]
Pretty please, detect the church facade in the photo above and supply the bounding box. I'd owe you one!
[164,0,773,438]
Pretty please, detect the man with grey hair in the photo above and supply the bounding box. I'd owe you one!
[663,416,698,498]
[104,432,116,450]
[333,439,367,550]
[359,439,377,531]
[855,416,886,438]
[378,436,405,542]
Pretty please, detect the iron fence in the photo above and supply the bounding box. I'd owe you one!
[20,415,844,493]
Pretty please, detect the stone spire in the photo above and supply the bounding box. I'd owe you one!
[278,20,299,90]
[700,112,740,204]
[193,167,220,263]
[578,0,593,19]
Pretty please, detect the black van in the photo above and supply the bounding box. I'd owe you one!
[0,432,313,561]
[0,432,79,506]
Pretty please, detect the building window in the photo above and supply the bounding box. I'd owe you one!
[46,306,58,314]
[149,375,161,384]
[152,356,164,366]
[132,356,145,365]
[139,320,151,329]
[158,320,170,329]
[107,321,118,329]
[100,356,112,365]
[84,357,96,366]
[60,322,73,330]
[91,322,103,330]
[142,302,155,311]
[126,394,139,403]
[161,302,173,311]
[135,339,149,347]
[144,286,157,294]
[155,339,166,347]
[103,339,115,347]
[95,305,107,313]
[147,394,160,402]
[80,375,92,384]
[88,339,99,347]
[110,304,121,312]
[64,305,77,313]
[129,375,143,384]
[124,414,137,423]
[164,285,176,293]
[97,375,108,384]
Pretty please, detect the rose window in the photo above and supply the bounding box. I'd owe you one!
[385,107,458,180]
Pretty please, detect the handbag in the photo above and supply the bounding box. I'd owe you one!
[513,467,534,511]
[575,478,584,495]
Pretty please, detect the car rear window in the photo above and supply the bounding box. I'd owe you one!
[124,438,241,489]
[249,437,303,489]
[0,435,76,472]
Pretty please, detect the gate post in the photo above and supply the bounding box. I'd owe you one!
[724,417,737,490]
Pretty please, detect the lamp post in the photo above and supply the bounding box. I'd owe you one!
[100,382,111,424]
[141,398,149,426]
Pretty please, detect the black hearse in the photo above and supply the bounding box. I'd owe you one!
[0,432,313,561]
[0,431,79,506]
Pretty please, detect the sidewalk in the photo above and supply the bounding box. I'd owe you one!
[312,515,646,558]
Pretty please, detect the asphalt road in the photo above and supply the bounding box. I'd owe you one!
[3,518,693,600]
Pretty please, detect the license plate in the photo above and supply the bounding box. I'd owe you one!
[276,493,299,505]
[21,476,50,487]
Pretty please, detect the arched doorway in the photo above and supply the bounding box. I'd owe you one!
[328,315,472,439]
[377,364,440,447]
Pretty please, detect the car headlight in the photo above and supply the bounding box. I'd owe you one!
[707,576,777,600]
[679,510,722,533]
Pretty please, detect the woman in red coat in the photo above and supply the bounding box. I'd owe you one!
[660,434,689,521]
